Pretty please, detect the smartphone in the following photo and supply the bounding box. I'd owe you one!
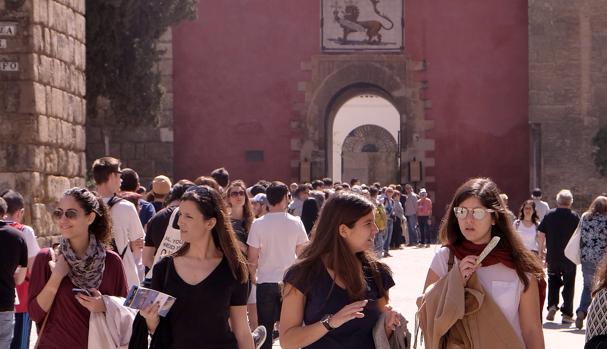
[72,288,91,296]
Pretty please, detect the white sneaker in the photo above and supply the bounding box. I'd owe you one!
[252,325,267,349]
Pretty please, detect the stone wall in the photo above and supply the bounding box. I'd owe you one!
[0,0,86,246]
[86,29,174,186]
[529,0,607,211]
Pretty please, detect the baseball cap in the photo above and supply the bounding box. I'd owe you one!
[252,193,268,206]
[152,175,172,195]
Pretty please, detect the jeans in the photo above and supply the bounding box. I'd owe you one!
[577,261,597,315]
[383,218,394,252]
[0,311,15,349]
[256,283,282,349]
[405,215,418,244]
[374,230,385,258]
[547,260,577,317]
[10,312,30,349]
[418,216,430,244]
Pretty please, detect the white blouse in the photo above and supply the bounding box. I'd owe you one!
[429,247,525,341]
[514,220,539,252]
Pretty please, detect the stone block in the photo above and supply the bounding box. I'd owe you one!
[43,27,51,55]
[33,82,47,115]
[33,0,49,24]
[74,13,85,42]
[135,144,146,159]
[0,173,17,191]
[74,125,85,151]
[159,128,173,142]
[46,175,70,201]
[74,41,84,70]
[51,87,63,119]
[47,116,58,144]
[37,114,49,144]
[32,24,44,53]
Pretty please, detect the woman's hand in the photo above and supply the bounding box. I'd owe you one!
[75,288,106,313]
[383,304,401,338]
[458,255,479,285]
[328,300,368,328]
[49,254,70,280]
[140,302,161,334]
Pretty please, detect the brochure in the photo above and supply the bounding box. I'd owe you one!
[124,285,176,317]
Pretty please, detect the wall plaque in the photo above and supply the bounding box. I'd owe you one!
[0,39,6,49]
[0,61,18,71]
[322,0,403,52]
[0,22,17,36]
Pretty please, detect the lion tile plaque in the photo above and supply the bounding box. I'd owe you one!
[322,0,403,52]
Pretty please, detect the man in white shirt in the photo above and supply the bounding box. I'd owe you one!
[532,188,550,221]
[92,157,145,288]
[247,181,308,349]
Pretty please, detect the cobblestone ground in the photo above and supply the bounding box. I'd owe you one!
[31,245,585,348]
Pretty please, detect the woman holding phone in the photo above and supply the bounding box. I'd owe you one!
[131,185,253,348]
[421,178,545,348]
[28,188,128,348]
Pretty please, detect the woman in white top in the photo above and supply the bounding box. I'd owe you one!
[513,200,540,254]
[423,177,545,348]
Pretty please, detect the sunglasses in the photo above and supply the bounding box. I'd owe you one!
[52,208,80,220]
[229,191,245,198]
[453,207,495,220]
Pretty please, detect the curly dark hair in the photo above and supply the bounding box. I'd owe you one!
[64,187,112,245]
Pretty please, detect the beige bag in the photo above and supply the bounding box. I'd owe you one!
[373,312,411,349]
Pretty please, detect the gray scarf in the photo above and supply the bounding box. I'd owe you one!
[60,235,106,290]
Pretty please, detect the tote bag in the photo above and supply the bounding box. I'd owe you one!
[564,214,586,265]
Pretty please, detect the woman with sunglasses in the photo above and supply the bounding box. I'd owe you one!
[513,200,541,255]
[279,192,401,349]
[226,180,260,331]
[421,178,545,348]
[131,185,254,348]
[28,188,128,348]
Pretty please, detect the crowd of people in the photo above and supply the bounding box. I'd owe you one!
[0,156,606,348]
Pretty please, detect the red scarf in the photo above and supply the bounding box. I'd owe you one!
[446,240,547,312]
[446,240,515,269]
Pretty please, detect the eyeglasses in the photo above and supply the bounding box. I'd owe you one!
[229,191,245,198]
[52,209,80,220]
[453,207,495,220]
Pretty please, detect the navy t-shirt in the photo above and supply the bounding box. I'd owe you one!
[284,262,395,349]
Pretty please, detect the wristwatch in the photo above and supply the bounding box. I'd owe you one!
[320,314,335,331]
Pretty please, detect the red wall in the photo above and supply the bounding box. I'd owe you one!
[172,1,319,185]
[173,0,529,215]
[406,0,530,215]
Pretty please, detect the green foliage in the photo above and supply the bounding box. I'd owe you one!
[86,0,197,128]
[592,126,607,177]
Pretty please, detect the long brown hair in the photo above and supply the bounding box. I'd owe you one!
[175,185,248,283]
[63,187,112,246]
[225,180,254,232]
[439,178,544,290]
[517,199,539,225]
[587,196,607,216]
[286,192,390,300]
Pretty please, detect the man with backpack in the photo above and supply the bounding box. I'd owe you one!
[92,157,145,288]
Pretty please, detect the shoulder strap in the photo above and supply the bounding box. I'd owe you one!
[447,250,455,272]
[163,257,172,291]
[107,194,123,208]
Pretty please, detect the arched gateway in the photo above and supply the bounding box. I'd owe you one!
[297,56,428,186]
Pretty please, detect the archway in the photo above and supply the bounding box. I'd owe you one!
[331,94,400,184]
[341,124,399,185]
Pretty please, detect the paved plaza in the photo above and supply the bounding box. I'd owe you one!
[271,245,585,348]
